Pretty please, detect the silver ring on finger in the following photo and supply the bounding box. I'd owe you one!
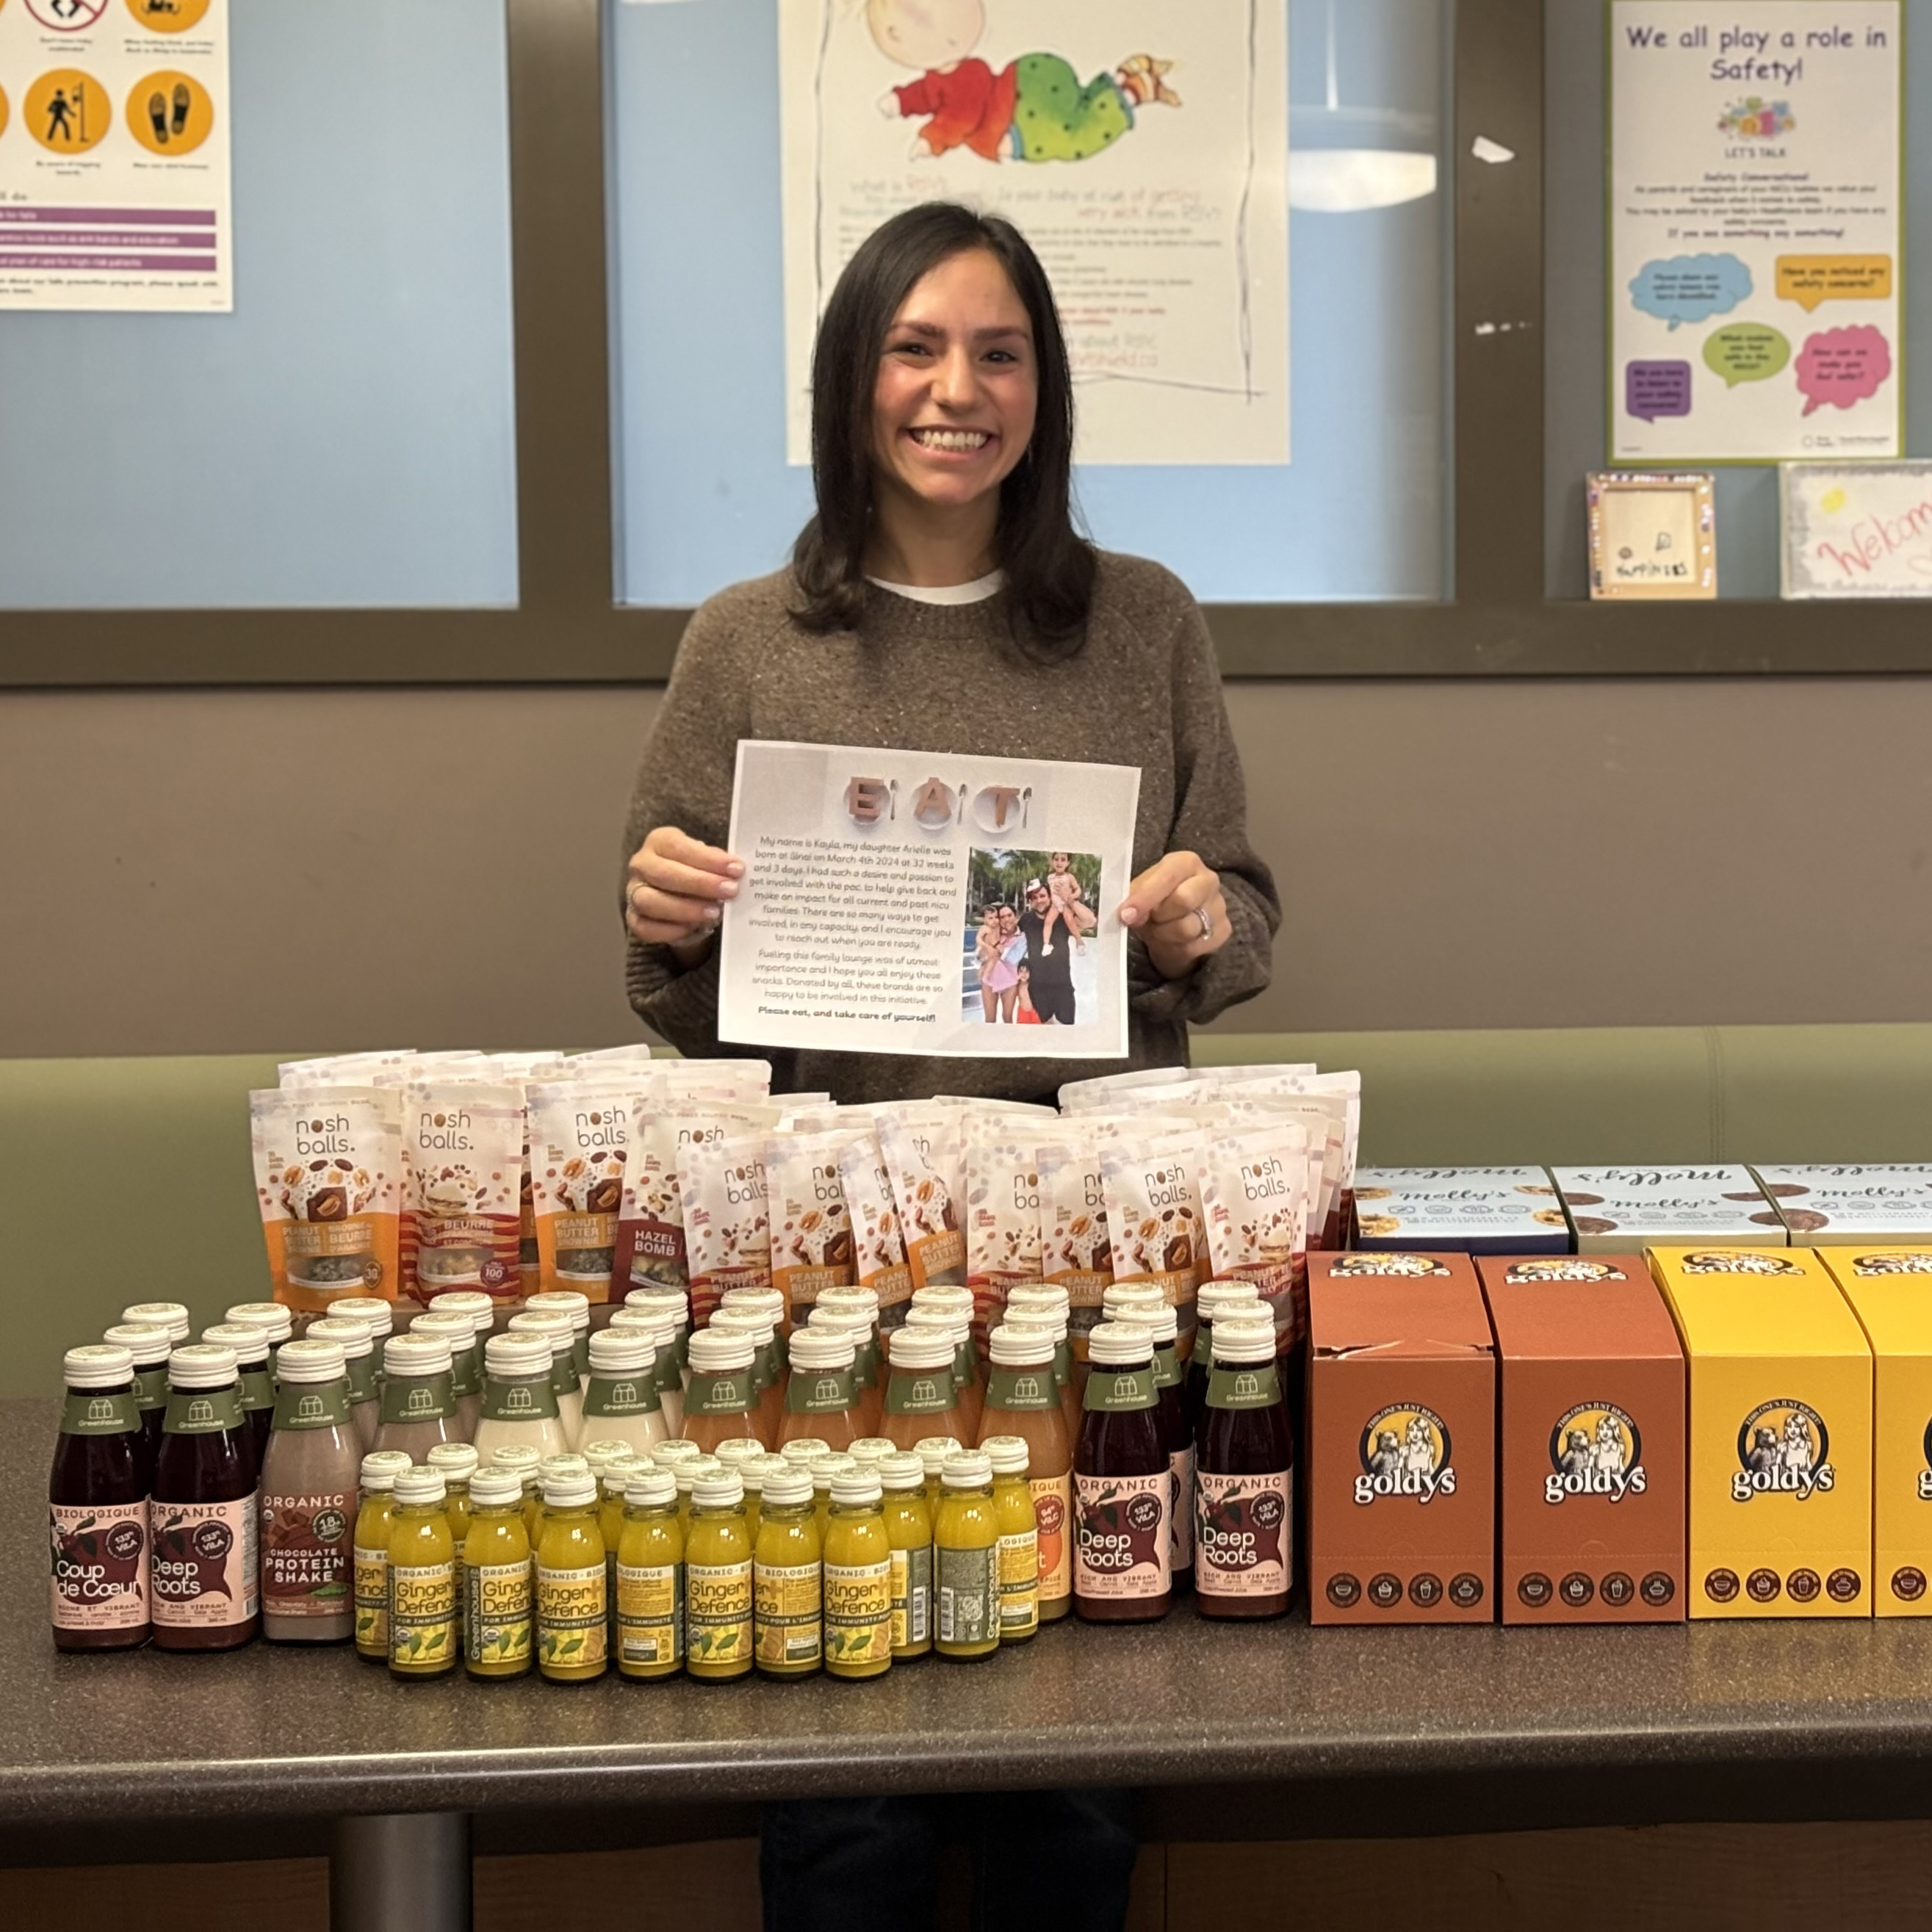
[1194,905,1214,940]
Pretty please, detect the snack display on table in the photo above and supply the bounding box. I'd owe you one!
[1352,1167,1569,1255]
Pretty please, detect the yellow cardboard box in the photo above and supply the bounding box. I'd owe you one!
[1649,1246,1871,1619]
[1817,1247,1932,1618]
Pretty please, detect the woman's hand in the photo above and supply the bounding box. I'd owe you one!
[624,827,744,965]
[1115,851,1228,981]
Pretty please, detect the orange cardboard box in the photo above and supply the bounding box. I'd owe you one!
[1308,1252,1495,1624]
[1479,1254,1687,1623]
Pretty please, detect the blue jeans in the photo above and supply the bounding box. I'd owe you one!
[760,1789,1139,1932]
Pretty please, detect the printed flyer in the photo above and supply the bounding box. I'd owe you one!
[0,0,231,312]
[718,740,1140,1059]
[1608,0,1900,463]
[778,0,1288,466]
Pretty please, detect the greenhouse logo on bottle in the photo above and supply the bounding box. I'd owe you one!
[1546,1402,1646,1504]
[1355,1404,1455,1504]
[1733,1399,1834,1501]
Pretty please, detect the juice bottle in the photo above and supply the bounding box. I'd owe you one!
[427,1441,479,1632]
[331,1299,395,1352]
[778,1327,859,1451]
[719,1283,790,1341]
[674,1455,722,1536]
[915,1435,962,1511]
[1193,1314,1294,1621]
[487,1443,541,1539]
[685,1468,754,1681]
[712,1438,765,1524]
[744,1454,788,1541]
[582,1328,669,1457]
[462,1466,533,1679]
[1002,1311,1082,1448]
[308,1316,382,1453]
[259,1336,360,1645]
[621,1288,690,1435]
[1145,1304,1195,1590]
[526,1290,593,1386]
[822,1465,893,1680]
[811,1292,882,1432]
[616,1465,683,1679]
[202,1322,275,1470]
[373,1333,460,1460]
[983,1435,1039,1643]
[977,1324,1072,1622]
[680,1327,764,1454]
[904,1305,981,1440]
[1186,1282,1263,1435]
[880,1328,967,1449]
[811,1454,858,1542]
[536,1466,608,1682]
[472,1334,569,1461]
[353,1449,414,1659]
[507,1313,584,1448]
[1073,1321,1171,1623]
[122,1301,190,1346]
[151,1344,261,1653]
[710,1308,783,1446]
[878,1450,933,1659]
[847,1435,895,1468]
[224,1301,294,1371]
[101,1322,170,1491]
[410,1311,487,1442]
[49,1343,151,1652]
[753,1463,823,1678]
[933,1449,1000,1659]
[596,1458,638,1637]
[387,1466,458,1679]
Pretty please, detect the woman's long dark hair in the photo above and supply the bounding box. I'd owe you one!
[790,202,1096,656]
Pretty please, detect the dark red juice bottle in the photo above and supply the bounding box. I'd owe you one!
[1146,1305,1194,1591]
[102,1321,171,1493]
[151,1344,261,1652]
[1073,1322,1171,1623]
[1193,1315,1294,1620]
[50,1345,152,1652]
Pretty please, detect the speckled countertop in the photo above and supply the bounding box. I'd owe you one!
[13,1399,1932,1828]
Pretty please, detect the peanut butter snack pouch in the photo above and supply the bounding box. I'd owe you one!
[766,1130,858,1326]
[400,1079,526,1306]
[877,1113,967,1291]
[681,1130,774,1327]
[834,1131,915,1325]
[527,1081,642,1305]
[1198,1122,1312,1346]
[1100,1134,1208,1351]
[251,1086,402,1315]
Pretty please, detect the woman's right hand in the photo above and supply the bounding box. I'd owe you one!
[624,827,745,964]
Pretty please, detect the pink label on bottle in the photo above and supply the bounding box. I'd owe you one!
[49,1502,150,1630]
[151,1496,259,1627]
[1073,1471,1169,1599]
[1194,1470,1292,1597]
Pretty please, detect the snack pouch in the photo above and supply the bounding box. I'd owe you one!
[250,1086,403,1314]
[681,1131,774,1327]
[1039,1132,1114,1352]
[1218,1090,1347,1249]
[766,1130,858,1324]
[1198,1122,1311,1345]
[1056,1067,1194,1113]
[400,1080,527,1306]
[876,1113,967,1291]
[489,1053,573,1294]
[964,1115,1074,1341]
[527,1080,642,1305]
[834,1131,915,1325]
[616,1100,779,1297]
[1100,1133,1208,1349]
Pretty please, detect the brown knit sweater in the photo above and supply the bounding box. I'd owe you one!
[621,551,1279,1104]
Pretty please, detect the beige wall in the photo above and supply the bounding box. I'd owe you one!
[7,675,1931,1059]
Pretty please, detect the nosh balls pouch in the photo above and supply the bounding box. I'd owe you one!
[681,1131,774,1327]
[835,1131,915,1323]
[528,1080,641,1305]
[1101,1133,1208,1346]
[251,1086,402,1314]
[767,1130,859,1325]
[1198,1122,1312,1346]
[876,1113,967,1291]
[400,1080,526,1304]
[616,1100,779,1298]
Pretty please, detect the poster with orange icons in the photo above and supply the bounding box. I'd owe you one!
[0,0,230,311]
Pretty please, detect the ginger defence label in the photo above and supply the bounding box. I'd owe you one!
[537,1562,608,1672]
[754,1561,823,1669]
[686,1560,753,1670]
[616,1562,681,1668]
[824,1559,893,1668]
[466,1560,533,1667]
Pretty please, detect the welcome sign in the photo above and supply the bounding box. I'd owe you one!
[1781,461,1932,597]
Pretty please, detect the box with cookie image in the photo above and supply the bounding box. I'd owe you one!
[1748,1165,1932,1247]
[1551,1166,1781,1255]
[1479,1255,1685,1625]
[1308,1252,1496,1625]
[1352,1167,1568,1255]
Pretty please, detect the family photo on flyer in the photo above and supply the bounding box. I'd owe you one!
[965,848,1101,1027]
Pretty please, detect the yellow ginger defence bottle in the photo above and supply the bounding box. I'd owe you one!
[685,1468,754,1681]
[536,1466,608,1681]
[983,1434,1040,1643]
[878,1450,933,1659]
[352,1450,413,1662]
[462,1466,533,1679]
[934,1449,1001,1659]
[822,1464,893,1680]
[753,1463,823,1679]
[616,1464,683,1679]
[386,1465,458,1679]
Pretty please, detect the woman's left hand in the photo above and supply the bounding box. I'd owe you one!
[1116,851,1228,981]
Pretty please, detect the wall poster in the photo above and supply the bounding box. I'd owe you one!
[1608,0,1901,464]
[778,0,1289,467]
[0,0,231,312]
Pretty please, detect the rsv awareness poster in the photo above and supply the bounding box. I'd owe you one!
[1609,0,1901,464]
[0,0,231,312]
[778,0,1288,466]
[719,740,1140,1059]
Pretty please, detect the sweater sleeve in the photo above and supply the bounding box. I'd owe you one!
[1128,591,1281,1028]
[619,595,765,1054]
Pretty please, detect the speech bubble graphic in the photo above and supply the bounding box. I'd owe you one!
[1626,359,1692,422]
[1777,254,1892,313]
[1702,322,1791,388]
[1629,253,1752,330]
[1796,325,1892,416]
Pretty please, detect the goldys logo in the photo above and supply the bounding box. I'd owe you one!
[1355,1404,1455,1505]
[1330,1255,1450,1279]
[1732,1399,1834,1502]
[1855,1252,1932,1276]
[1682,1250,1803,1275]
[1545,1402,1646,1504]
[1505,1258,1628,1283]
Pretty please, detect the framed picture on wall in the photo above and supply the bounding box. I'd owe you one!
[1781,462,1932,599]
[1586,472,1716,599]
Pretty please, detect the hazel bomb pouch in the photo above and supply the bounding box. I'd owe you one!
[528,1080,644,1304]
[766,1131,859,1325]
[251,1086,402,1314]
[876,1114,967,1291]
[1100,1133,1208,1347]
[835,1131,914,1324]
[400,1080,526,1304]
[680,1131,774,1327]
[616,1100,779,1297]
[1198,1122,1312,1346]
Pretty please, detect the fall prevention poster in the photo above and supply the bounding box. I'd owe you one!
[779,0,1289,467]
[1610,0,1901,463]
[0,0,231,312]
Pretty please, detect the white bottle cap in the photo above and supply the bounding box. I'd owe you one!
[1143,1305,1179,1346]
[942,1449,993,1489]
[718,1286,784,1321]
[427,1289,495,1325]
[712,1438,766,1471]
[359,1449,413,1491]
[846,1437,896,1465]
[691,1470,746,1510]
[687,1327,754,1373]
[674,1455,722,1497]
[831,1467,883,1507]
[469,1468,523,1509]
[988,1325,1055,1368]
[981,1434,1031,1477]
[779,1437,831,1464]
[539,1454,589,1484]
[410,1313,480,1349]
[1197,1280,1264,1319]
[308,1316,374,1360]
[879,1451,926,1492]
[910,1285,973,1315]
[384,1333,453,1378]
[624,1288,689,1322]
[483,1334,550,1379]
[489,1444,543,1474]
[650,1439,704,1467]
[541,1468,597,1507]
[64,1344,135,1388]
[709,1309,776,1348]
[224,1302,295,1342]
[602,1460,643,1497]
[275,1338,347,1384]
[201,1322,268,1364]
[167,1343,237,1388]
[810,1454,858,1495]
[885,1328,954,1371]
[580,1439,634,1471]
[121,1302,190,1342]
[1086,1321,1154,1367]
[814,1286,880,1319]
[760,1464,814,1507]
[331,1299,395,1339]
[786,1327,856,1371]
[624,1467,677,1509]
[1212,1317,1278,1360]
[527,1290,591,1331]
[1103,1284,1166,1319]
[394,1466,447,1506]
[1004,1285,1070,1314]
[588,1329,654,1372]
[102,1322,173,1367]
[427,1442,480,1480]
[743,1455,786,1493]
[914,1435,962,1477]
[1002,1313,1067,1344]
